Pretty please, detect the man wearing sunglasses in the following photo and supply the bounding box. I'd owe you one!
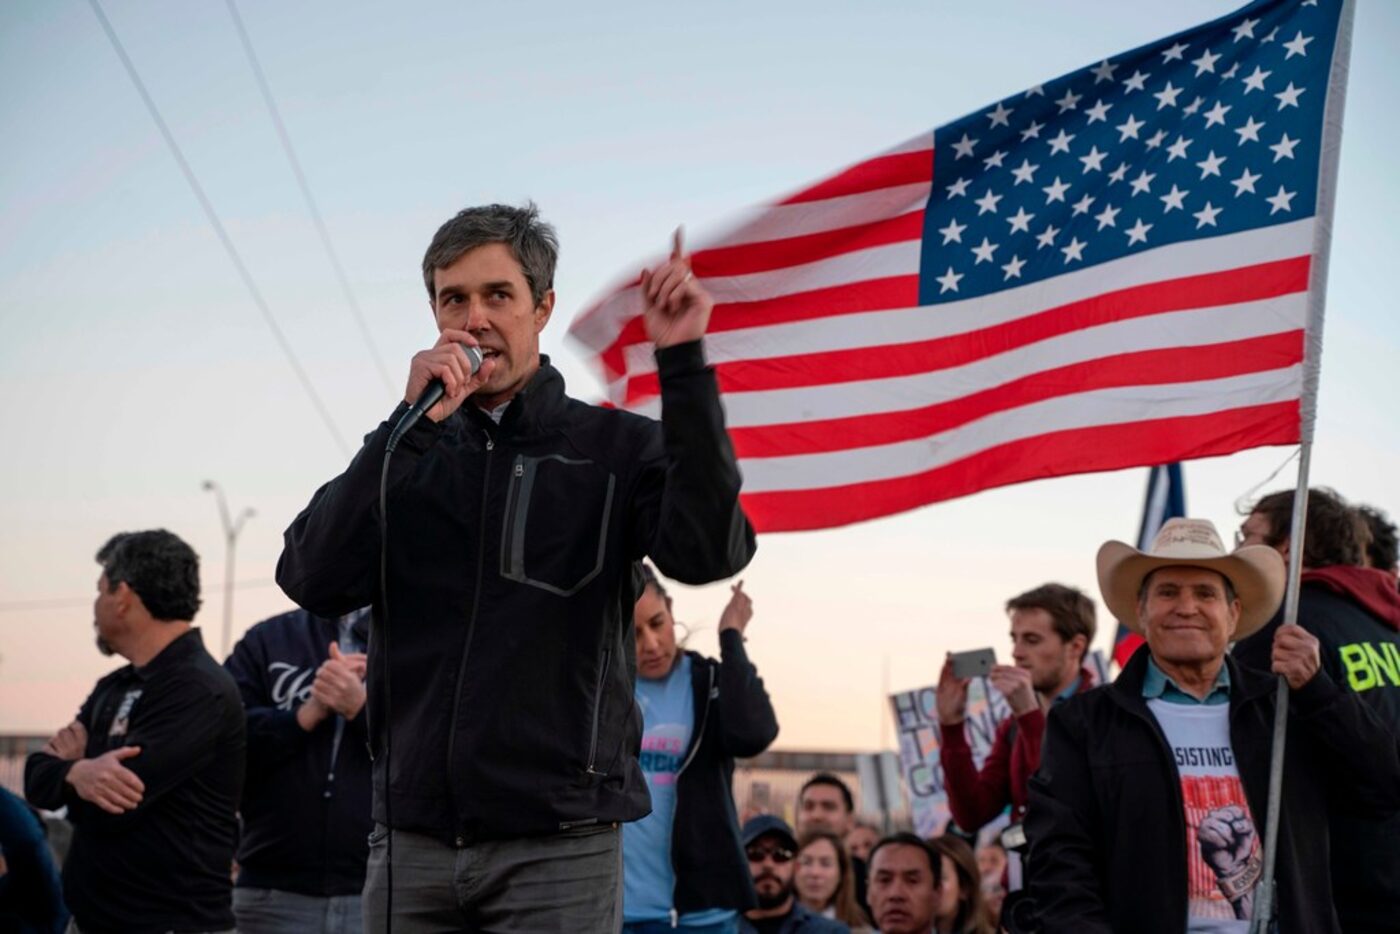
[739,816,850,934]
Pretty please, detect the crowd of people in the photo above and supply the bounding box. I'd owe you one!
[5,202,1400,934]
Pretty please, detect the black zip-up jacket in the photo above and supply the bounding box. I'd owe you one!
[1026,646,1400,934]
[277,345,756,843]
[24,629,244,934]
[668,632,779,914]
[1234,572,1400,934]
[224,608,373,896]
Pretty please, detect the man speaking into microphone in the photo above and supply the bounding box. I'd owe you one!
[277,203,755,931]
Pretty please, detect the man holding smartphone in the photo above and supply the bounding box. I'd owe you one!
[935,584,1097,839]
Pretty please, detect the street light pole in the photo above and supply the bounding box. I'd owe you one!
[202,480,255,657]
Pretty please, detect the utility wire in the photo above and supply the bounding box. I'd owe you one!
[224,0,397,395]
[86,0,352,458]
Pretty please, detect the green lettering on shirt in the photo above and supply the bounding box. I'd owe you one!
[1368,643,1400,687]
[1340,643,1377,692]
[1385,643,1400,685]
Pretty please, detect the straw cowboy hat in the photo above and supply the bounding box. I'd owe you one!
[1097,517,1286,640]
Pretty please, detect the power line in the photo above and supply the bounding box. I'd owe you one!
[86,0,351,458]
[224,0,397,395]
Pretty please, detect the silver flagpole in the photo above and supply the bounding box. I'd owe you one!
[1248,1,1355,930]
[1247,452,1309,934]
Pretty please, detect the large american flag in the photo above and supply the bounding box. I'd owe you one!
[568,0,1351,533]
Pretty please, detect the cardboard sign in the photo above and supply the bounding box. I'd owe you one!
[890,678,1011,838]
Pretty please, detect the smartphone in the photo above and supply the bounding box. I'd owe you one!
[950,647,996,679]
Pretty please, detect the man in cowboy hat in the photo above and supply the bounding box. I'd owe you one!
[1024,518,1400,934]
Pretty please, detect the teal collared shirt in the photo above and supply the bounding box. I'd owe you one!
[1143,657,1231,705]
[1057,675,1082,703]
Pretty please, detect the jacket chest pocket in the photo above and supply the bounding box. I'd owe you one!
[500,454,617,597]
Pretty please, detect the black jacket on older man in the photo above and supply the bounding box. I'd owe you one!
[1025,645,1400,934]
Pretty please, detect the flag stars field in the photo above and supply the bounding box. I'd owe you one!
[1080,146,1108,172]
[1197,151,1227,178]
[1242,65,1272,92]
[1085,99,1113,124]
[1236,116,1266,144]
[1233,17,1259,42]
[1125,218,1153,245]
[896,1,1332,308]
[1275,82,1305,109]
[1267,186,1297,215]
[1011,159,1039,184]
[1283,31,1314,59]
[1154,81,1184,109]
[1232,167,1262,197]
[1202,101,1232,128]
[1271,133,1300,161]
[1191,48,1221,76]
[1117,113,1146,141]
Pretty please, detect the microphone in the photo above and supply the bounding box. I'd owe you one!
[386,344,483,452]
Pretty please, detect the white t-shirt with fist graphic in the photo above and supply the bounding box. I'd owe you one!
[1147,699,1261,932]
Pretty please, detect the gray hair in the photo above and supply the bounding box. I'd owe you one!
[421,202,558,307]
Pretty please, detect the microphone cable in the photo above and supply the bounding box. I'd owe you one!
[376,344,481,933]
[377,440,396,933]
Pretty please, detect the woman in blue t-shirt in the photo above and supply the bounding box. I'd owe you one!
[622,563,781,934]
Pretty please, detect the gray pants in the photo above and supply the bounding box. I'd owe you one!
[362,822,621,934]
[233,887,363,934]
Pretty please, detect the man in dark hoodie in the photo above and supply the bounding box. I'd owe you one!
[1234,488,1400,934]
[224,606,373,933]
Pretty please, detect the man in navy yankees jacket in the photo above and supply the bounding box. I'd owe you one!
[224,606,373,934]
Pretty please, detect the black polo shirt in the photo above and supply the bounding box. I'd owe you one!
[25,628,245,933]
